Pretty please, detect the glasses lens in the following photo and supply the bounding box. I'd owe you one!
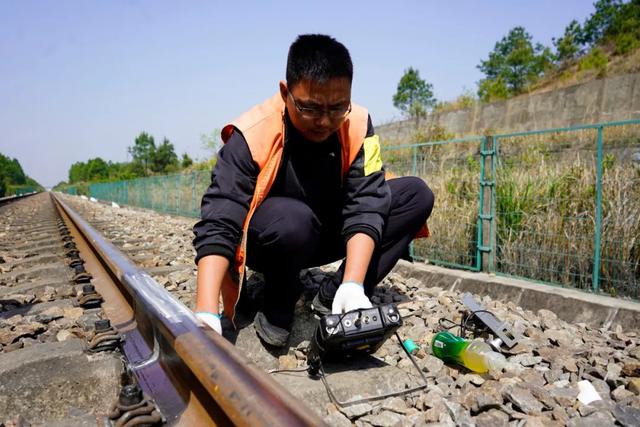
[291,92,351,120]
[328,106,350,118]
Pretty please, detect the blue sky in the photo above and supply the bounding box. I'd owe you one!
[0,1,596,187]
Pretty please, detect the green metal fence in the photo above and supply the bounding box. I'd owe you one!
[88,120,639,299]
[492,121,640,298]
[90,170,211,218]
[384,136,486,272]
[60,186,78,195]
[382,119,639,298]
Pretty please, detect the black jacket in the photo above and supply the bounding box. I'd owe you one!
[193,112,391,264]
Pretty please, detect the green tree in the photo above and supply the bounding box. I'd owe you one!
[0,154,26,185]
[554,20,583,63]
[86,158,109,181]
[200,129,222,158]
[181,153,193,169]
[0,153,41,195]
[605,0,640,54]
[579,0,623,46]
[153,138,179,173]
[0,170,6,197]
[128,132,156,176]
[392,67,436,127]
[477,27,554,101]
[68,161,88,183]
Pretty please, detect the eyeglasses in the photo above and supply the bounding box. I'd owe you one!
[288,91,352,120]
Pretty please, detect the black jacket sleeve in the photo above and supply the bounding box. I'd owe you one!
[192,130,258,264]
[341,116,391,244]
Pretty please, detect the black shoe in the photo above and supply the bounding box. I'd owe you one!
[311,292,332,318]
[254,311,290,347]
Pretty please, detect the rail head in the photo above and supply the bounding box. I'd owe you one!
[51,193,324,427]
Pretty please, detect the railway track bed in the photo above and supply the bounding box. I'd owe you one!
[2,192,640,426]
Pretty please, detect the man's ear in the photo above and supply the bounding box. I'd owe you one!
[279,81,288,103]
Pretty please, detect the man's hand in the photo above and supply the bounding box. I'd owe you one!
[195,312,222,334]
[331,281,372,314]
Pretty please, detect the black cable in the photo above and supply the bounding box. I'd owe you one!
[438,308,498,339]
[311,332,429,407]
[461,309,495,338]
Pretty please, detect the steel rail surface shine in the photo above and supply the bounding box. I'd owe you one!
[51,193,323,427]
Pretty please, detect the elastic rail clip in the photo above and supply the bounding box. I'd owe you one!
[87,319,122,353]
[101,384,163,427]
[74,284,103,308]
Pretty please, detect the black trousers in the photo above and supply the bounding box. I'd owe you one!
[245,176,434,328]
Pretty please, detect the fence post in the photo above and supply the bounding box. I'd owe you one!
[410,145,418,260]
[593,126,604,293]
[479,135,496,272]
[192,172,197,217]
[411,145,417,175]
[163,176,168,213]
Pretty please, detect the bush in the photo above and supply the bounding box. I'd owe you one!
[578,47,608,77]
[614,32,640,55]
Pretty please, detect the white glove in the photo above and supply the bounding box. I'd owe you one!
[195,312,222,334]
[331,282,372,314]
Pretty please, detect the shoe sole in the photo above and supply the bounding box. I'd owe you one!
[254,312,289,347]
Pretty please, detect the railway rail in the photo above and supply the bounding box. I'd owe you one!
[0,192,322,426]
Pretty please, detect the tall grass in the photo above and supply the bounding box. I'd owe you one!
[384,124,640,298]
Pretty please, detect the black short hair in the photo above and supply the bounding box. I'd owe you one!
[286,34,353,88]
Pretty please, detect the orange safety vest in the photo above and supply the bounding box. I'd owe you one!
[218,93,370,323]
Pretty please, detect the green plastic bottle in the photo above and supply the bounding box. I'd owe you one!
[431,331,506,373]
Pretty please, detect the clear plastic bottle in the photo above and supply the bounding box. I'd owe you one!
[431,331,506,373]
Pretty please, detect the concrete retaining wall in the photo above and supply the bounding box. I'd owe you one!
[393,260,640,331]
[378,72,640,143]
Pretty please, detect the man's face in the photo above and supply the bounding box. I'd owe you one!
[280,77,352,143]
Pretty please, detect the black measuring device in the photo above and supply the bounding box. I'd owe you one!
[306,303,403,375]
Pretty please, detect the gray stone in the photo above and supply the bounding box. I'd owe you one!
[517,355,542,367]
[444,400,468,423]
[612,404,640,427]
[612,385,635,401]
[577,404,599,417]
[551,406,569,424]
[622,361,640,377]
[520,371,546,387]
[278,355,297,370]
[544,329,573,347]
[544,369,562,384]
[360,411,404,427]
[474,409,509,427]
[339,403,373,420]
[526,384,555,410]
[522,416,556,427]
[381,397,408,414]
[323,411,352,427]
[504,386,544,414]
[566,410,616,427]
[550,385,579,406]
[423,397,448,423]
[465,374,485,386]
[419,355,444,375]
